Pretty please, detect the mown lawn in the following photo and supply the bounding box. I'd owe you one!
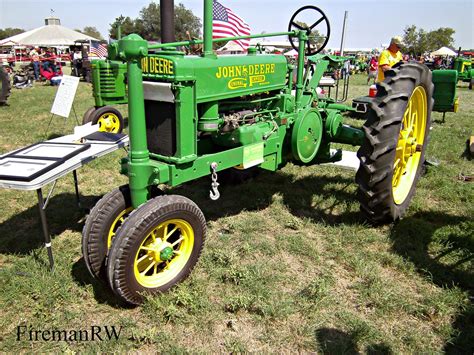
[0,72,472,353]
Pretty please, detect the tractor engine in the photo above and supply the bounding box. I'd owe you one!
[140,51,289,160]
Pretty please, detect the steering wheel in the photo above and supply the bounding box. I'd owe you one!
[288,6,331,56]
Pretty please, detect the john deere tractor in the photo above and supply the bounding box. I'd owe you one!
[453,55,474,90]
[82,0,435,305]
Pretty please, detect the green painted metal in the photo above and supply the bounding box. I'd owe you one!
[203,0,214,57]
[91,60,128,107]
[141,54,288,102]
[453,57,474,83]
[100,0,368,210]
[118,34,151,208]
[160,247,174,261]
[291,109,323,163]
[432,69,459,113]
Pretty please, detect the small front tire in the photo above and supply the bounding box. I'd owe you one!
[107,195,206,305]
[82,185,133,281]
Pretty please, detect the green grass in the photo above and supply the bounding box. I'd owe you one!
[0,74,472,352]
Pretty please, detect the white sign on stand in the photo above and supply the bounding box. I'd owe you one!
[50,75,80,118]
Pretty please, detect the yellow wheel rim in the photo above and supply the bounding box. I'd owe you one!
[134,219,194,288]
[392,86,427,204]
[107,207,133,249]
[97,112,121,133]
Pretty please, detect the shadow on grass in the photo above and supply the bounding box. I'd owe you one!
[2,168,357,306]
[0,193,99,255]
[389,212,473,353]
[315,328,358,354]
[70,257,131,309]
[314,327,392,354]
[172,168,362,226]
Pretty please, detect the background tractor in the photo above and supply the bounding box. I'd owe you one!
[82,0,435,305]
[453,55,474,90]
[352,65,458,122]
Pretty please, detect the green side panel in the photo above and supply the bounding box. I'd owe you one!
[91,60,128,107]
[432,69,458,112]
[175,81,197,160]
[141,53,288,102]
[139,124,288,186]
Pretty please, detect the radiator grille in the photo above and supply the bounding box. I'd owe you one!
[145,100,176,156]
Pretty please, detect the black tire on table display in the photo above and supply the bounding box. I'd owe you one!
[107,195,206,305]
[0,67,11,105]
[90,106,124,133]
[82,106,97,125]
[356,63,433,224]
[82,185,133,281]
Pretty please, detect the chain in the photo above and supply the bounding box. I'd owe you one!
[209,162,220,200]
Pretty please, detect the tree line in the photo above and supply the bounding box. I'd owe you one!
[402,25,456,56]
[0,4,457,56]
[109,2,201,42]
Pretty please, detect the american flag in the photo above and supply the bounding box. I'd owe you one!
[213,1,251,50]
[90,41,108,58]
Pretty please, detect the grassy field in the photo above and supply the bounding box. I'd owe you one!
[0,72,472,353]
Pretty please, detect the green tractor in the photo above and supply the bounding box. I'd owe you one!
[352,66,459,122]
[80,60,128,133]
[82,0,435,305]
[453,56,474,89]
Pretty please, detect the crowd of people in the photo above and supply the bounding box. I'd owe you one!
[0,45,88,82]
[337,36,459,85]
[27,46,62,80]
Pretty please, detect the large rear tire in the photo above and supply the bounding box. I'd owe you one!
[356,63,433,224]
[107,195,206,305]
[0,67,11,105]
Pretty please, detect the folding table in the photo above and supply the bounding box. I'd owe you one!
[0,133,129,270]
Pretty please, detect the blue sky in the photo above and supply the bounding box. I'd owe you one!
[0,0,472,49]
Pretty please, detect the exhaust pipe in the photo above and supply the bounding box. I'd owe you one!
[160,0,175,43]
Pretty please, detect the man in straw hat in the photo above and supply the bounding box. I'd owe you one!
[377,36,404,82]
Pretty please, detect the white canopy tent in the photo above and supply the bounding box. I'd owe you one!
[0,18,98,47]
[284,49,298,57]
[431,47,457,56]
[216,41,246,54]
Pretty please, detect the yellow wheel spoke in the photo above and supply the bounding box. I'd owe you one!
[163,226,179,241]
[150,230,156,242]
[393,158,400,169]
[140,245,155,252]
[133,218,195,288]
[162,224,168,240]
[141,260,156,275]
[171,236,184,247]
[137,253,151,263]
[392,86,427,205]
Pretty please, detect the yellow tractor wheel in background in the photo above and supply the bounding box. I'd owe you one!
[82,106,124,133]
